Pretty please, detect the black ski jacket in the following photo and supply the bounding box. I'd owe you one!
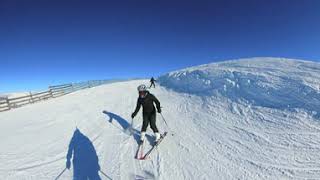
[133,91,161,116]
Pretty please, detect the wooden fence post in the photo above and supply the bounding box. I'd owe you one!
[29,92,34,103]
[49,89,54,98]
[6,98,10,110]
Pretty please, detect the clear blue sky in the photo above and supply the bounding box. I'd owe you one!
[1,0,320,92]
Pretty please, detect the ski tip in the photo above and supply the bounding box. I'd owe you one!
[135,156,143,160]
[136,157,145,160]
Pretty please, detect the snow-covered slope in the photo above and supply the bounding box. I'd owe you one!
[159,58,320,118]
[1,58,320,180]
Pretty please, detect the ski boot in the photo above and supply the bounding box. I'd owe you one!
[154,132,161,145]
[140,131,146,145]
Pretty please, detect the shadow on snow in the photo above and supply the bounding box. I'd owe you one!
[66,128,101,180]
[102,111,154,144]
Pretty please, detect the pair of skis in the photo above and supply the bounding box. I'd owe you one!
[135,132,167,160]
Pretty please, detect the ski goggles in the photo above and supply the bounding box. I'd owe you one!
[139,91,147,98]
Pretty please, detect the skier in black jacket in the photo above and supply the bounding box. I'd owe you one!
[150,77,156,88]
[131,84,161,144]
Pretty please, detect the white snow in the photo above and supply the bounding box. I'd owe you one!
[1,57,320,179]
[159,57,320,118]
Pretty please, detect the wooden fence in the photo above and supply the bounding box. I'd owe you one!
[0,80,113,112]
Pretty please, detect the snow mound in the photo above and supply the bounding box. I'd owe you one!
[159,57,320,116]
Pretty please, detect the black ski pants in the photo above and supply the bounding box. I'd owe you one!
[141,112,159,133]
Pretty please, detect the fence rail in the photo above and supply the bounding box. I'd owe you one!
[0,79,114,112]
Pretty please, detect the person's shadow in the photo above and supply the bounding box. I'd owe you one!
[66,129,101,180]
[103,111,131,130]
[102,111,153,144]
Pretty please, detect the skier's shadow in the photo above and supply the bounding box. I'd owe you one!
[103,111,131,130]
[66,129,101,180]
[102,111,154,144]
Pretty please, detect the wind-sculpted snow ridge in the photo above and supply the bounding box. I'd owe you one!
[158,57,320,118]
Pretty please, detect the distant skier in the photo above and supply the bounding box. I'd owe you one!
[150,77,156,88]
[131,84,162,144]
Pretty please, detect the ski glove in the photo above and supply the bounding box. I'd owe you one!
[66,160,71,169]
[157,108,162,113]
[131,113,136,119]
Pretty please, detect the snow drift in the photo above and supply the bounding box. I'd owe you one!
[159,58,320,117]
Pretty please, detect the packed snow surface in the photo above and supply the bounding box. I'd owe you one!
[1,58,320,180]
